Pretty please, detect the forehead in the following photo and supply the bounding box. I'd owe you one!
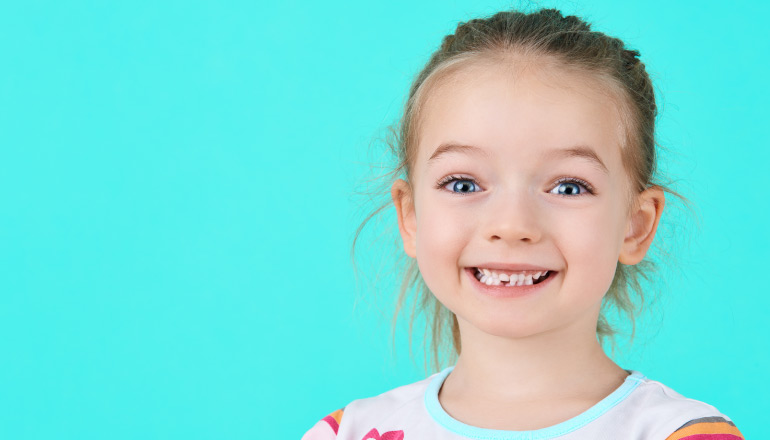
[414,58,628,172]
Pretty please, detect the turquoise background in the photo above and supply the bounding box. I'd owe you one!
[1,0,766,438]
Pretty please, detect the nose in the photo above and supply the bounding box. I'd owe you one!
[480,189,543,244]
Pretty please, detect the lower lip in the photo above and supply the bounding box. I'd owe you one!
[465,268,557,298]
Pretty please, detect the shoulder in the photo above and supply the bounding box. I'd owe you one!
[344,373,435,415]
[301,372,440,439]
[629,375,725,414]
[302,408,344,440]
[623,373,743,438]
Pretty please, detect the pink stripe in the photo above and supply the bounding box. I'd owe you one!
[677,434,742,440]
[321,415,339,434]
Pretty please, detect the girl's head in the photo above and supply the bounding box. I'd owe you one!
[358,8,671,368]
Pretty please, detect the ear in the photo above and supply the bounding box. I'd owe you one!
[619,186,665,265]
[391,178,417,258]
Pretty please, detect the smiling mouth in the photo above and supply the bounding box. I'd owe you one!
[473,267,554,287]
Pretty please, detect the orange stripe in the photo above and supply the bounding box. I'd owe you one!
[328,408,344,425]
[666,421,743,440]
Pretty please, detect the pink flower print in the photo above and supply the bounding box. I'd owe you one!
[360,428,404,440]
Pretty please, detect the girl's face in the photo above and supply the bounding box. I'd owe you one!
[392,60,662,340]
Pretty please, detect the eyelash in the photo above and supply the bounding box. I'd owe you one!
[435,175,481,195]
[434,175,596,196]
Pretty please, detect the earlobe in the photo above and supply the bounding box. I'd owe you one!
[391,179,418,258]
[619,187,665,265]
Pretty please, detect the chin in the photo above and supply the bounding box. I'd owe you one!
[464,314,551,340]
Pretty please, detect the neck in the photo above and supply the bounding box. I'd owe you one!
[445,316,627,403]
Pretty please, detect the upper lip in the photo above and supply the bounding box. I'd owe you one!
[470,263,554,271]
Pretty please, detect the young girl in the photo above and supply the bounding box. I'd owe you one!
[303,8,743,440]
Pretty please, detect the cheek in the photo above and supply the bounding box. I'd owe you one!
[578,209,625,255]
[559,199,628,292]
[415,197,473,253]
[414,198,475,290]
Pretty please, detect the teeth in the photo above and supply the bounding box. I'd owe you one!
[475,268,550,287]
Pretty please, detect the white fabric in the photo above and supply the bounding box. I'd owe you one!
[321,367,732,440]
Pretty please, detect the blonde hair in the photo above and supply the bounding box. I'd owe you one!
[352,8,685,372]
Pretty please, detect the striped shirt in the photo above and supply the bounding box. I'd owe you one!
[302,367,743,439]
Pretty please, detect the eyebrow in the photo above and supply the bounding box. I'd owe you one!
[428,142,490,164]
[547,145,609,174]
[427,142,608,174]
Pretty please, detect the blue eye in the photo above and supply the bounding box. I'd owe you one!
[448,179,479,193]
[553,182,582,195]
[549,179,593,196]
[437,176,482,194]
